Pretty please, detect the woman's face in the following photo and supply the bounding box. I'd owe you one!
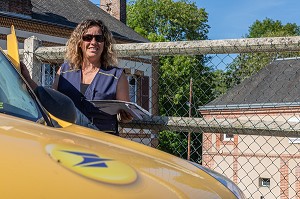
[81,25,104,64]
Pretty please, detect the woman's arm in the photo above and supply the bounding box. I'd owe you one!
[116,72,130,101]
[20,62,38,90]
[51,67,61,90]
[21,62,61,91]
[116,72,133,123]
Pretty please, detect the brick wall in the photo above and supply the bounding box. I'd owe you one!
[100,0,126,24]
[279,157,289,199]
[296,167,300,199]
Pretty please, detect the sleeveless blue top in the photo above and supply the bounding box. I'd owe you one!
[57,62,124,135]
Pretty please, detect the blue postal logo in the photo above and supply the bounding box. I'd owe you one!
[46,144,137,184]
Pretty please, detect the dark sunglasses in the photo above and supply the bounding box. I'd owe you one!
[82,34,104,42]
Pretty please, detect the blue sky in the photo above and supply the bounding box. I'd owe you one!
[199,0,300,39]
[90,0,300,40]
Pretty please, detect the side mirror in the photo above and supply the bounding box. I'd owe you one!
[34,86,77,123]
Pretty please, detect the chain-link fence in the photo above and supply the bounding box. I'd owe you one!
[21,35,300,199]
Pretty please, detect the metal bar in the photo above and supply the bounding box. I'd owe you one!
[120,116,300,138]
[33,36,300,60]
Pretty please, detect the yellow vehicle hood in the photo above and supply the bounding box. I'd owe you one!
[0,114,235,199]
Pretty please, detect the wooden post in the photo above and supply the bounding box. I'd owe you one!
[187,77,193,160]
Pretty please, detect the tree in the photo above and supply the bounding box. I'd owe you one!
[127,0,211,116]
[127,0,209,42]
[127,0,211,161]
[159,55,213,117]
[225,18,300,88]
[247,18,300,38]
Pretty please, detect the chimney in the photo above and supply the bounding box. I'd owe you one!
[100,0,126,24]
[0,0,33,17]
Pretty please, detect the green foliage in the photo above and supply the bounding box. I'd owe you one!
[159,55,214,117]
[127,0,209,41]
[127,0,212,116]
[225,18,300,88]
[211,69,228,97]
[247,18,300,38]
[158,130,202,162]
[157,130,188,157]
[127,0,211,161]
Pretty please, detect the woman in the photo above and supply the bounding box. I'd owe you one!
[22,19,133,135]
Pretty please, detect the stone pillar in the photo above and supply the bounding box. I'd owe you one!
[23,36,42,85]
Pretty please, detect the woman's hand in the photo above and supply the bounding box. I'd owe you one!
[20,62,31,79]
[117,110,133,123]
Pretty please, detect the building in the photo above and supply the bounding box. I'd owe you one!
[199,58,300,199]
[0,0,147,47]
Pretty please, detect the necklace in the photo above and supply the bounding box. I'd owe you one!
[82,67,98,75]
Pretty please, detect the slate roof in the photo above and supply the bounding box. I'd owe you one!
[200,58,300,110]
[30,0,148,43]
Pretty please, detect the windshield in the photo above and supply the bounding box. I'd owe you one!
[0,50,44,122]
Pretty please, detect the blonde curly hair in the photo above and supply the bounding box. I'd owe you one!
[65,19,117,69]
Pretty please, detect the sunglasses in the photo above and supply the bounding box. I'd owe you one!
[82,34,104,42]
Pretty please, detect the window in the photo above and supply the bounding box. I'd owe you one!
[127,74,150,111]
[0,51,43,122]
[128,75,137,103]
[42,63,56,88]
[222,133,234,141]
[259,178,270,188]
[287,117,300,143]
